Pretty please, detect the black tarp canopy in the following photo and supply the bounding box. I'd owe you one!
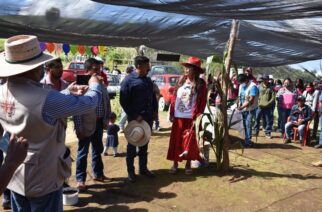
[1,0,322,66]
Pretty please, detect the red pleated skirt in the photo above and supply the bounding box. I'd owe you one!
[167,117,201,162]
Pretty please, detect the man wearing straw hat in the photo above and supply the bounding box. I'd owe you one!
[0,35,101,211]
[120,56,158,183]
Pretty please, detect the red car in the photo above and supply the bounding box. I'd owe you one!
[62,61,108,85]
[151,74,180,111]
[62,61,86,83]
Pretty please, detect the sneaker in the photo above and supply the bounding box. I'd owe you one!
[119,129,124,133]
[314,144,322,149]
[312,161,322,167]
[103,152,108,156]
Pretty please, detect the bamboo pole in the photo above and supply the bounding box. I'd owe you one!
[221,19,239,171]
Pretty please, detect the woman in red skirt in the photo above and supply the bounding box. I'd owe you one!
[167,57,207,174]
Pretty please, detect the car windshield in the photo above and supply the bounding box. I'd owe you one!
[69,63,85,70]
[166,66,181,75]
[150,66,181,76]
[108,74,119,86]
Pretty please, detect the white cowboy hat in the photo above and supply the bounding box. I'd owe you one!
[124,120,151,147]
[94,56,104,63]
[0,35,56,77]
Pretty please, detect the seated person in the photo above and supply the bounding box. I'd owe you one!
[284,96,312,144]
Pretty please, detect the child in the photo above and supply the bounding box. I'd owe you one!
[103,112,120,157]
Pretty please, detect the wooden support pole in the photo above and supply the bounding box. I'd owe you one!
[221,19,239,171]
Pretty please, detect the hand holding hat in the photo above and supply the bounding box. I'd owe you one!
[124,120,151,147]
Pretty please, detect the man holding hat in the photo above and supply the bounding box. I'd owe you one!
[284,96,312,144]
[254,74,275,138]
[0,35,101,211]
[120,55,158,183]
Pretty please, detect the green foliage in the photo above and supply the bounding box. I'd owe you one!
[0,39,4,51]
[110,92,123,121]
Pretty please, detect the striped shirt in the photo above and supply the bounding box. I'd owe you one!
[42,83,101,126]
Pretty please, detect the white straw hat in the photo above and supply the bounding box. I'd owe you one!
[0,35,56,77]
[124,120,151,147]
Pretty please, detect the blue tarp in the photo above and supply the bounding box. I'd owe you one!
[1,0,322,66]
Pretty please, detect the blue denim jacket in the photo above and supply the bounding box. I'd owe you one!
[290,104,312,124]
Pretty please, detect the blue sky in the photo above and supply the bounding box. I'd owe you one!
[289,59,322,74]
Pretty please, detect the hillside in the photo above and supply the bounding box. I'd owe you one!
[253,66,317,82]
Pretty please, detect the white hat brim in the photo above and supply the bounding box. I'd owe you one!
[124,120,151,147]
[0,52,57,77]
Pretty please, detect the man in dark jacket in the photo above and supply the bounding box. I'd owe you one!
[120,56,158,183]
[285,96,312,144]
[254,74,275,138]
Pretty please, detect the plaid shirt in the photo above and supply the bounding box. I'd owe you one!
[73,83,110,132]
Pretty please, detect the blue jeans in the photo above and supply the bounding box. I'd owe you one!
[76,119,104,182]
[254,107,272,134]
[119,111,127,130]
[319,115,322,145]
[312,112,319,139]
[285,122,306,141]
[279,107,291,133]
[242,109,256,145]
[11,188,63,212]
[126,143,149,174]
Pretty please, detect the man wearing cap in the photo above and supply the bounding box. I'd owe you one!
[254,74,275,138]
[284,96,312,144]
[0,35,101,211]
[120,56,158,183]
[74,58,111,191]
[237,74,259,147]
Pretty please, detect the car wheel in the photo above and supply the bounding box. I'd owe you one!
[158,97,168,111]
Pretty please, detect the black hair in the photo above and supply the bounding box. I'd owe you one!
[283,78,292,83]
[109,112,117,120]
[237,74,248,83]
[134,56,149,68]
[84,58,101,70]
[45,58,62,69]
[307,82,314,87]
[126,65,134,74]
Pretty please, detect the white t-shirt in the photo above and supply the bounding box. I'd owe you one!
[174,82,197,119]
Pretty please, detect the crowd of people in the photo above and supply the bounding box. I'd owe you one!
[0,34,321,212]
[230,67,322,148]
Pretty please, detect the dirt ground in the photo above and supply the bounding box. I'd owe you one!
[61,111,322,212]
[3,112,322,212]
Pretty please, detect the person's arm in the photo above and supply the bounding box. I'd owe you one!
[193,80,207,119]
[312,91,320,112]
[42,80,101,124]
[0,136,28,195]
[120,79,135,119]
[239,86,257,110]
[267,90,276,107]
[303,107,313,123]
